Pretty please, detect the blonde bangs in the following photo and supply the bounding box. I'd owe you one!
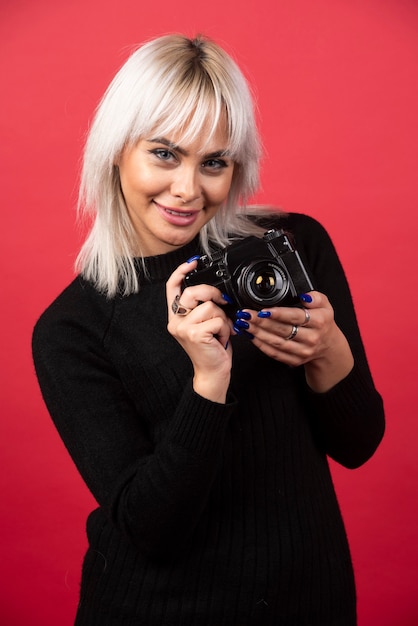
[128,69,232,159]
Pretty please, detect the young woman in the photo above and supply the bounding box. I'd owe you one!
[32,34,385,625]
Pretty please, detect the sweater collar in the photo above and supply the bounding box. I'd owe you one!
[135,237,203,282]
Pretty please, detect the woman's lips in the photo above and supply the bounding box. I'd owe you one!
[153,201,201,226]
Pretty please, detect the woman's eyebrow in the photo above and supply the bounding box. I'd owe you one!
[148,137,231,159]
[149,137,186,154]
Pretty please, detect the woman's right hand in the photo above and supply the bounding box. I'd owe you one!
[166,260,234,403]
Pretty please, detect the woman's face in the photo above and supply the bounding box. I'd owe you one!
[118,119,235,256]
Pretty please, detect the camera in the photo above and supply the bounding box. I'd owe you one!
[183,229,314,314]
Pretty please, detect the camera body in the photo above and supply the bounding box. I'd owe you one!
[184,229,314,314]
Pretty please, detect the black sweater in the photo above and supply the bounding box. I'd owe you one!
[32,213,385,625]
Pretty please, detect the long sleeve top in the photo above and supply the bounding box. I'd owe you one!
[32,213,385,626]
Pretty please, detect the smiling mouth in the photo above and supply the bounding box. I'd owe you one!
[165,208,194,217]
[153,200,200,217]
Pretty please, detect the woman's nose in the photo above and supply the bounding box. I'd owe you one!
[170,166,202,204]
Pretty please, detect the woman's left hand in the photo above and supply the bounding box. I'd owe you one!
[236,291,354,392]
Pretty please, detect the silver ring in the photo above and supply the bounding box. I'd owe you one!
[285,325,298,340]
[171,294,192,316]
[301,308,310,327]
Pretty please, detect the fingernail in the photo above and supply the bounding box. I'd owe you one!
[186,255,200,263]
[233,324,243,336]
[224,341,229,350]
[234,319,250,330]
[236,310,251,320]
[222,293,234,304]
[257,310,271,318]
[299,293,313,303]
[243,330,254,340]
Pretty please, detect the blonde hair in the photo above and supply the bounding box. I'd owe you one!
[76,34,265,296]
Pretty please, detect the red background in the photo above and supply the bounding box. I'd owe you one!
[1,0,417,624]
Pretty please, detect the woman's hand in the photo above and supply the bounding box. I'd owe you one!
[166,260,234,403]
[235,291,354,393]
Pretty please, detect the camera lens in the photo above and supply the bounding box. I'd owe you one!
[237,260,289,307]
[253,269,278,296]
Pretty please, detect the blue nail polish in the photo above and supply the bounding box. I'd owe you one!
[299,293,313,303]
[236,310,251,320]
[257,310,271,318]
[186,255,200,263]
[243,330,254,340]
[222,293,234,304]
[224,341,229,350]
[234,319,250,330]
[233,324,243,336]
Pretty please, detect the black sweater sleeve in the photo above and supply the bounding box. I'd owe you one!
[32,279,236,559]
[287,213,385,468]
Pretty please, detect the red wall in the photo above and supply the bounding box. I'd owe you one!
[1,0,417,624]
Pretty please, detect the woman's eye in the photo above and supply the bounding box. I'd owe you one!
[151,149,175,161]
[202,158,228,171]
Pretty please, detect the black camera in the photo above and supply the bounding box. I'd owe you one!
[183,229,314,314]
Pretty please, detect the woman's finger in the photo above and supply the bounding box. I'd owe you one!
[166,259,199,306]
[167,260,232,319]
